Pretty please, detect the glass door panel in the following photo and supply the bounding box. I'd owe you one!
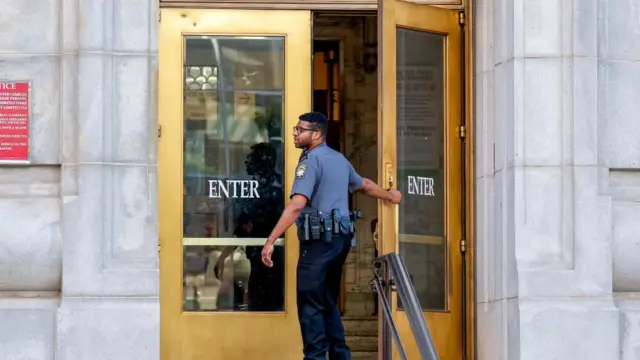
[159,9,311,360]
[377,1,463,359]
[182,36,286,313]
[396,29,448,312]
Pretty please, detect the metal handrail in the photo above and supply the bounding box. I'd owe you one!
[371,253,440,360]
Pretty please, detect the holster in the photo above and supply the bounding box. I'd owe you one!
[348,210,362,247]
[310,214,321,241]
[322,213,333,243]
[296,213,311,242]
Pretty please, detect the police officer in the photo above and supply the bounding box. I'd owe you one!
[260,112,402,360]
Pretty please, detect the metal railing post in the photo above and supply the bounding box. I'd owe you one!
[373,262,407,360]
[372,253,440,360]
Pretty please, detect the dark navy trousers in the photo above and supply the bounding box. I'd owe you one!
[297,233,352,360]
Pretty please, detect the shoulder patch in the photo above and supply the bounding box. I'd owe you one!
[296,163,308,179]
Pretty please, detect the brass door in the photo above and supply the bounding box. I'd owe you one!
[158,9,311,360]
[376,1,464,359]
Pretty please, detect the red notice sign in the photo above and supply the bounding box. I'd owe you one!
[0,81,30,163]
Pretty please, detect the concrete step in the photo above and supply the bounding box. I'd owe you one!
[343,318,378,337]
[346,335,378,352]
[352,351,378,360]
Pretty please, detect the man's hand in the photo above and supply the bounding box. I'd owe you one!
[387,188,402,204]
[261,243,274,267]
[260,194,307,268]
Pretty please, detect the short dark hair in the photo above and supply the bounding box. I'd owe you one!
[299,112,328,136]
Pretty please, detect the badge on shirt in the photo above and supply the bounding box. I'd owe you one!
[296,163,307,178]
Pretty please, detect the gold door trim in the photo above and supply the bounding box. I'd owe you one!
[377,0,465,359]
[158,8,311,360]
[159,0,466,10]
[463,2,476,358]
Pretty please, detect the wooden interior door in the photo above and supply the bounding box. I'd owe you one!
[158,9,312,360]
[376,1,464,359]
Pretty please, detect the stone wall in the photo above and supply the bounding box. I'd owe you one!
[0,0,160,359]
[474,0,640,359]
[605,0,640,356]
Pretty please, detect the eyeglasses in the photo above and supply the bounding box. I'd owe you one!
[292,126,317,134]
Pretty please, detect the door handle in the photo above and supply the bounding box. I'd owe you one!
[373,221,379,243]
[385,163,393,188]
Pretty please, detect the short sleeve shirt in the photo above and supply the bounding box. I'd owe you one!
[290,143,363,215]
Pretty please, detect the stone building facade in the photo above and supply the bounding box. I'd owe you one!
[0,0,639,359]
[0,0,160,358]
[474,1,640,359]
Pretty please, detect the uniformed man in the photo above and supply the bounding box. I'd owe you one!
[261,112,402,360]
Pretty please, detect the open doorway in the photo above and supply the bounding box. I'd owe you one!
[312,12,379,359]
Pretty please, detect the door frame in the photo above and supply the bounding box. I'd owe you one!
[375,0,474,359]
[156,2,476,359]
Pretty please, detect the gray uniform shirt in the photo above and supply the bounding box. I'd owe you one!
[290,143,363,215]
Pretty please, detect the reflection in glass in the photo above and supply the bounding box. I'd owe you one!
[182,36,285,312]
[396,28,447,310]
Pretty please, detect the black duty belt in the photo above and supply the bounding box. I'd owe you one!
[296,209,362,247]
